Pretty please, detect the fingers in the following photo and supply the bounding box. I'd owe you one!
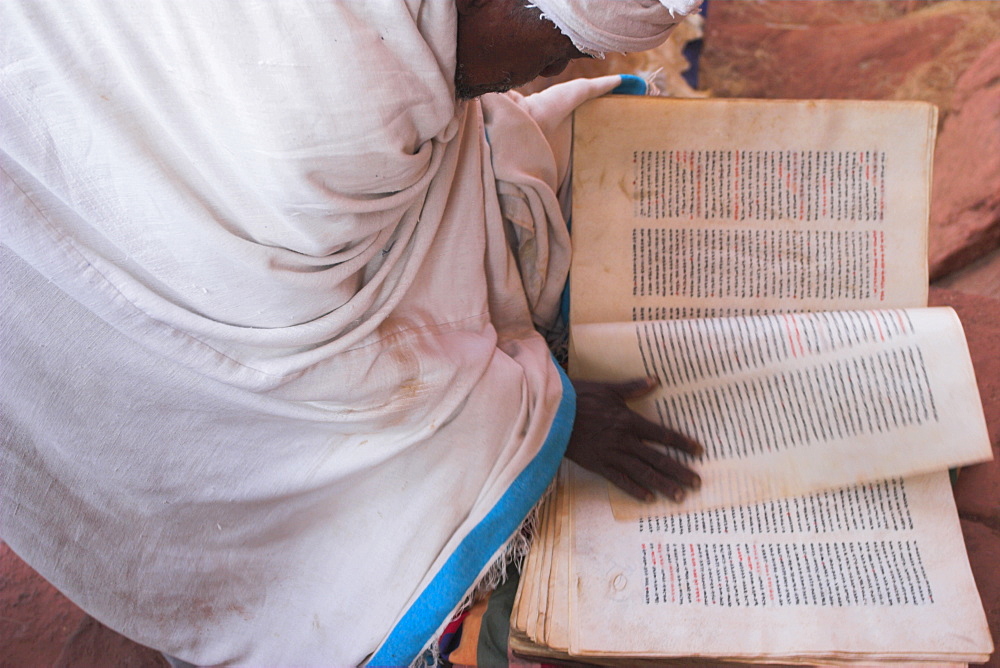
[603,454,696,503]
[600,376,706,456]
[609,376,660,400]
[602,467,660,502]
[597,435,702,502]
[567,374,706,503]
[629,413,704,457]
[629,442,701,493]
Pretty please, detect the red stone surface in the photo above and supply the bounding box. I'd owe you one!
[929,41,1000,280]
[935,246,1000,299]
[963,518,1000,667]
[0,541,85,667]
[929,288,1000,517]
[1,541,167,667]
[52,616,169,668]
[704,0,942,27]
[0,542,84,668]
[701,0,999,112]
[929,287,1000,667]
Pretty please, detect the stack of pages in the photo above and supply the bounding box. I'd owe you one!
[511,97,994,664]
[513,465,991,664]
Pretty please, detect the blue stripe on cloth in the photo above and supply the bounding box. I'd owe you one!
[611,73,648,96]
[368,358,576,666]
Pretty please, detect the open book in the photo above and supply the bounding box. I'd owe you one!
[512,97,994,664]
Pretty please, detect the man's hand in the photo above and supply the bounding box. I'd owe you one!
[565,376,703,502]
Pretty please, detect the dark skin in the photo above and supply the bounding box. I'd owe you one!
[569,377,702,502]
[455,0,704,501]
[455,0,588,99]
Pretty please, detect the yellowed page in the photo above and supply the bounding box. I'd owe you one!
[570,307,991,518]
[512,467,572,648]
[527,486,556,641]
[570,97,936,325]
[512,496,545,636]
[542,466,571,651]
[567,464,992,663]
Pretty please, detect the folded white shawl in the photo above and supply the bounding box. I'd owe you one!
[0,1,620,664]
[531,0,703,56]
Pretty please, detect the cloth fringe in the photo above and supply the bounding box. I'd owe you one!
[640,67,666,96]
[407,482,553,668]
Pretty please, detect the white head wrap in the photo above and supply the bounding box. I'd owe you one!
[530,0,703,56]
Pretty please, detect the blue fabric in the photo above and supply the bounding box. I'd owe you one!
[611,73,648,96]
[368,359,577,666]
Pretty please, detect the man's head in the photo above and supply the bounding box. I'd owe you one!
[454,0,587,100]
[454,0,703,99]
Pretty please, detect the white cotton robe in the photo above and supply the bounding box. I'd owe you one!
[0,1,622,664]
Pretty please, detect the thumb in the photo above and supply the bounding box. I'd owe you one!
[613,376,660,400]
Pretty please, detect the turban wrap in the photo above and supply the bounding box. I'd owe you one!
[531,0,703,56]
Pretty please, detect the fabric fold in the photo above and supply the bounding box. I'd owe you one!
[0,2,609,664]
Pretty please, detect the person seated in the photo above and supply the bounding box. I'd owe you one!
[0,0,702,664]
